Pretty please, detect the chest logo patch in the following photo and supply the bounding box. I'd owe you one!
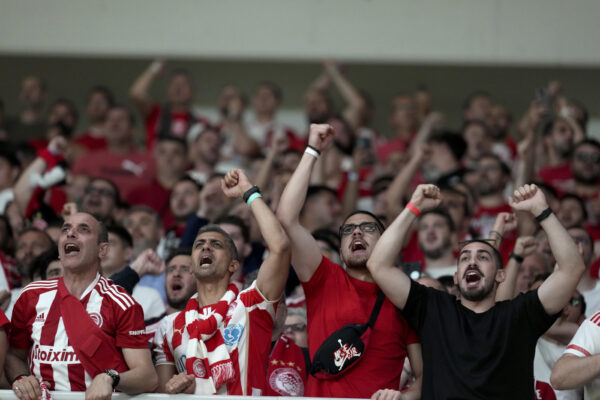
[88,312,103,328]
[269,367,304,396]
[333,339,361,370]
[223,324,244,346]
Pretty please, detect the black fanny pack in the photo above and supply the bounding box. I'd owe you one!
[310,291,385,379]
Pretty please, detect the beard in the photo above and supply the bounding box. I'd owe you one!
[167,295,191,311]
[573,168,600,185]
[345,255,368,270]
[421,237,452,260]
[459,277,495,302]
[478,181,501,197]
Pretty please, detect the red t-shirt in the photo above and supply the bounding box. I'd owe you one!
[0,308,9,329]
[74,133,107,151]
[127,180,173,226]
[376,135,413,164]
[537,163,572,193]
[145,104,205,149]
[302,256,419,398]
[71,150,155,201]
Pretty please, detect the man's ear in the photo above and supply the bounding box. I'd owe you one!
[98,242,110,260]
[496,268,506,284]
[453,271,459,286]
[228,259,240,274]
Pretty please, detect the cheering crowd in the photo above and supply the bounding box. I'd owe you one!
[0,59,600,399]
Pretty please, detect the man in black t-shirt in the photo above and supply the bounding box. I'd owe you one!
[367,183,585,399]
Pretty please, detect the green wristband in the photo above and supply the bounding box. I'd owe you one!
[246,192,262,207]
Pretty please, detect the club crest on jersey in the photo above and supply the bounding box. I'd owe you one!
[269,367,304,396]
[223,324,244,346]
[88,312,103,328]
[333,339,361,370]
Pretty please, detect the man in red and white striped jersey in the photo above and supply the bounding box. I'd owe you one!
[7,212,157,400]
[552,311,600,398]
[154,169,290,395]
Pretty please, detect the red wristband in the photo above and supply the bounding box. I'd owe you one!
[406,202,421,216]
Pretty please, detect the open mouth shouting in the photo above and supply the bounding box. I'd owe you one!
[63,242,81,257]
[198,253,214,268]
[350,239,367,255]
[464,268,483,288]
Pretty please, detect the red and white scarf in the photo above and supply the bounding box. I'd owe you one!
[173,284,239,394]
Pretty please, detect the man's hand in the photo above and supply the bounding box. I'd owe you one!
[307,124,334,152]
[371,388,405,400]
[61,202,78,219]
[513,236,538,258]
[85,373,113,400]
[508,184,549,217]
[221,169,253,199]
[130,249,165,277]
[149,59,167,76]
[165,373,195,394]
[408,184,441,213]
[47,135,68,156]
[12,376,42,400]
[492,212,517,236]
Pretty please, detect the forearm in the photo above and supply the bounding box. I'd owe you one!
[342,174,359,217]
[251,197,289,255]
[552,354,600,390]
[402,375,422,400]
[5,350,30,382]
[13,158,46,214]
[369,208,416,274]
[254,152,277,192]
[118,364,158,394]
[276,153,317,226]
[542,215,584,274]
[495,258,519,301]
[226,122,261,157]
[129,65,158,103]
[544,319,579,345]
[385,157,421,217]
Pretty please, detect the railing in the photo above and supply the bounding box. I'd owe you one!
[0,391,359,399]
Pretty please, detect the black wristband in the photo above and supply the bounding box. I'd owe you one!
[510,252,524,263]
[306,144,321,155]
[535,207,552,223]
[242,186,260,203]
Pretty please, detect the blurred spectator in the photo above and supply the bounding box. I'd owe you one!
[0,149,21,214]
[72,85,115,153]
[416,209,457,278]
[163,247,195,316]
[462,90,493,126]
[5,76,47,141]
[187,123,222,184]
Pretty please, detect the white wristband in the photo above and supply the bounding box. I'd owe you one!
[305,147,320,159]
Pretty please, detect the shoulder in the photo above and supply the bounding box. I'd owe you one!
[20,278,59,296]
[96,276,139,311]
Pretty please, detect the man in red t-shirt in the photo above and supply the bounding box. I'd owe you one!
[277,124,422,399]
[129,60,205,149]
[73,86,115,153]
[7,212,157,398]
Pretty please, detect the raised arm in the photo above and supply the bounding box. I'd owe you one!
[323,60,366,130]
[222,169,290,301]
[367,184,441,310]
[508,184,585,314]
[129,59,164,117]
[276,124,335,282]
[384,145,426,219]
[495,235,537,301]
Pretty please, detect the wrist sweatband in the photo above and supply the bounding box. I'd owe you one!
[535,207,552,223]
[490,230,503,240]
[246,193,262,207]
[406,202,421,216]
[305,145,321,159]
[242,185,260,203]
[510,252,524,263]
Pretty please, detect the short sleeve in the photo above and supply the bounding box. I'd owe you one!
[115,302,148,349]
[9,292,33,349]
[401,280,430,332]
[239,281,278,318]
[300,256,332,294]
[514,289,559,338]
[153,316,175,366]
[564,313,600,358]
[0,309,9,329]
[406,323,420,345]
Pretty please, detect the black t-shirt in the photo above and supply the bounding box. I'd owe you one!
[402,280,558,400]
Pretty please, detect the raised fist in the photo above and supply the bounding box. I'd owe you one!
[221,169,253,199]
[307,124,334,152]
[513,236,538,258]
[130,249,165,277]
[491,212,517,236]
[48,135,68,156]
[408,184,441,213]
[508,184,549,217]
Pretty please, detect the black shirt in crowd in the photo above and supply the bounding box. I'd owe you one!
[402,280,558,399]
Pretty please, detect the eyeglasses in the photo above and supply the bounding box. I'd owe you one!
[575,153,600,164]
[283,323,306,332]
[85,186,116,198]
[339,222,381,236]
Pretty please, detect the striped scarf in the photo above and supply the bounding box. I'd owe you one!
[173,284,239,394]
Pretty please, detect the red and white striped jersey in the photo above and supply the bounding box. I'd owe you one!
[154,281,276,395]
[10,275,148,391]
[564,311,600,398]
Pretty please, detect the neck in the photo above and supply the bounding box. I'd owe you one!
[166,305,180,315]
[425,252,456,269]
[436,159,461,175]
[195,279,229,308]
[63,266,99,299]
[100,264,123,278]
[346,266,374,282]
[460,293,496,313]
[256,112,274,124]
[478,193,505,208]
[170,103,189,113]
[88,123,105,136]
[157,173,180,190]
[547,148,567,167]
[577,272,596,292]
[20,108,42,124]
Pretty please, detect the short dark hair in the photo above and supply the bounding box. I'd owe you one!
[195,224,239,261]
[97,220,108,244]
[312,229,340,253]
[560,193,588,221]
[157,134,188,152]
[215,215,250,244]
[479,153,510,176]
[256,81,283,102]
[439,185,470,218]
[166,247,192,265]
[50,98,79,127]
[458,239,503,270]
[18,227,53,248]
[31,245,59,281]
[89,177,121,204]
[106,224,133,248]
[176,175,203,191]
[429,131,467,161]
[574,138,600,153]
[109,105,136,126]
[339,210,385,239]
[0,148,21,168]
[462,91,491,112]
[418,208,456,233]
[89,85,115,107]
